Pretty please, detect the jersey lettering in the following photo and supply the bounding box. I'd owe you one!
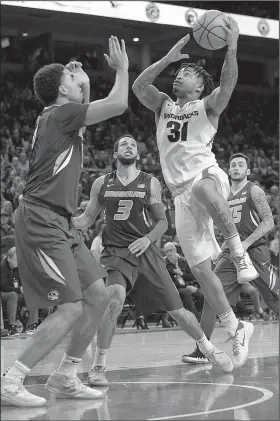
[113,200,133,221]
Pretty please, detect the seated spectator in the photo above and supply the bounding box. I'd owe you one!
[0,247,39,335]
[1,209,15,256]
[163,242,204,321]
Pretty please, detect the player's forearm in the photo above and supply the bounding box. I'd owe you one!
[108,69,129,108]
[220,46,238,95]
[82,81,90,104]
[132,56,171,95]
[72,213,94,230]
[146,219,168,243]
[244,219,274,248]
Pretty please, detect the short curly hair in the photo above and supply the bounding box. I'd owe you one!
[33,63,65,106]
[175,63,214,99]
[113,134,137,154]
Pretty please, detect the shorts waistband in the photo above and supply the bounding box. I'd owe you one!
[22,196,72,219]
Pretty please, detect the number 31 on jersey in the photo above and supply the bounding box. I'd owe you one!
[167,121,189,143]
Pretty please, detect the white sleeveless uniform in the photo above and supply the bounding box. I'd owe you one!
[157,98,230,268]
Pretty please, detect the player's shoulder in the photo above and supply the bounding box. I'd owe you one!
[250,182,266,199]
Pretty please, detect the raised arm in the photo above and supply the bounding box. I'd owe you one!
[204,17,239,116]
[84,36,129,126]
[132,35,190,114]
[72,176,105,230]
[243,185,274,250]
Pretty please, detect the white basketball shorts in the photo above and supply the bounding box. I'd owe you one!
[174,165,230,268]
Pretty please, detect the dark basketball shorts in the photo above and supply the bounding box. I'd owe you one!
[14,200,107,310]
[214,246,279,307]
[101,243,182,315]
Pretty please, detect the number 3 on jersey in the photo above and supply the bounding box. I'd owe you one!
[114,200,133,220]
[167,121,189,143]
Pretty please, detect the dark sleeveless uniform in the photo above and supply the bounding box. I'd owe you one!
[15,103,106,310]
[98,171,182,315]
[214,182,279,309]
[228,182,267,248]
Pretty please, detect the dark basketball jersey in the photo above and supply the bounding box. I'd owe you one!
[98,171,153,247]
[23,103,89,216]
[228,181,267,248]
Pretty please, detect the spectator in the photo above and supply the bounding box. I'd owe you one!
[0,247,21,335]
[163,242,204,321]
[1,209,15,256]
[0,247,39,336]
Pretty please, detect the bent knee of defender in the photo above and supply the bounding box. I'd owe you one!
[107,285,126,315]
[58,300,83,321]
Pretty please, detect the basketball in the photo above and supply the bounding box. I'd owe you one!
[193,10,228,50]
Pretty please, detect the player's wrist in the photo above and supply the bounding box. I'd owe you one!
[227,42,237,52]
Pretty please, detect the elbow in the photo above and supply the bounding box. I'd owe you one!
[117,102,128,115]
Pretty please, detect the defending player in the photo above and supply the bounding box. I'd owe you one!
[182,153,279,364]
[132,17,255,368]
[73,135,234,387]
[1,36,128,407]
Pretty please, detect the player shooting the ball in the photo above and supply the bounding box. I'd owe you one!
[132,16,257,369]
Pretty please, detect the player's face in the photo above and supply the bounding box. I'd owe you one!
[173,68,204,98]
[229,158,249,182]
[116,137,139,166]
[60,69,83,103]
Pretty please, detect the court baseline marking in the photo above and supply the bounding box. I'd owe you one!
[108,381,274,420]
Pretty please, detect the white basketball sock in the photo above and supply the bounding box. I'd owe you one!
[93,347,108,367]
[57,354,82,379]
[225,233,244,258]
[219,308,239,337]
[4,360,31,382]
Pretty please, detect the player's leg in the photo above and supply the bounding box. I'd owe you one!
[1,205,101,407]
[138,246,233,373]
[192,167,258,283]
[88,270,127,387]
[182,256,242,364]
[249,247,279,318]
[241,283,268,320]
[175,196,254,368]
[45,234,109,398]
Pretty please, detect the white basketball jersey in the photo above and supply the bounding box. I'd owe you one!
[156,98,217,194]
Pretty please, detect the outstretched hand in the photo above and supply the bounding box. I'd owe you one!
[165,34,190,63]
[104,36,129,71]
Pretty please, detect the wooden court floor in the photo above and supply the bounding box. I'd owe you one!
[1,321,279,420]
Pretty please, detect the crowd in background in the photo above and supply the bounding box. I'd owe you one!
[0,58,279,332]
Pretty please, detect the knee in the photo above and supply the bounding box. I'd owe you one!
[107,286,125,315]
[192,179,213,199]
[59,300,83,322]
[85,280,110,311]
